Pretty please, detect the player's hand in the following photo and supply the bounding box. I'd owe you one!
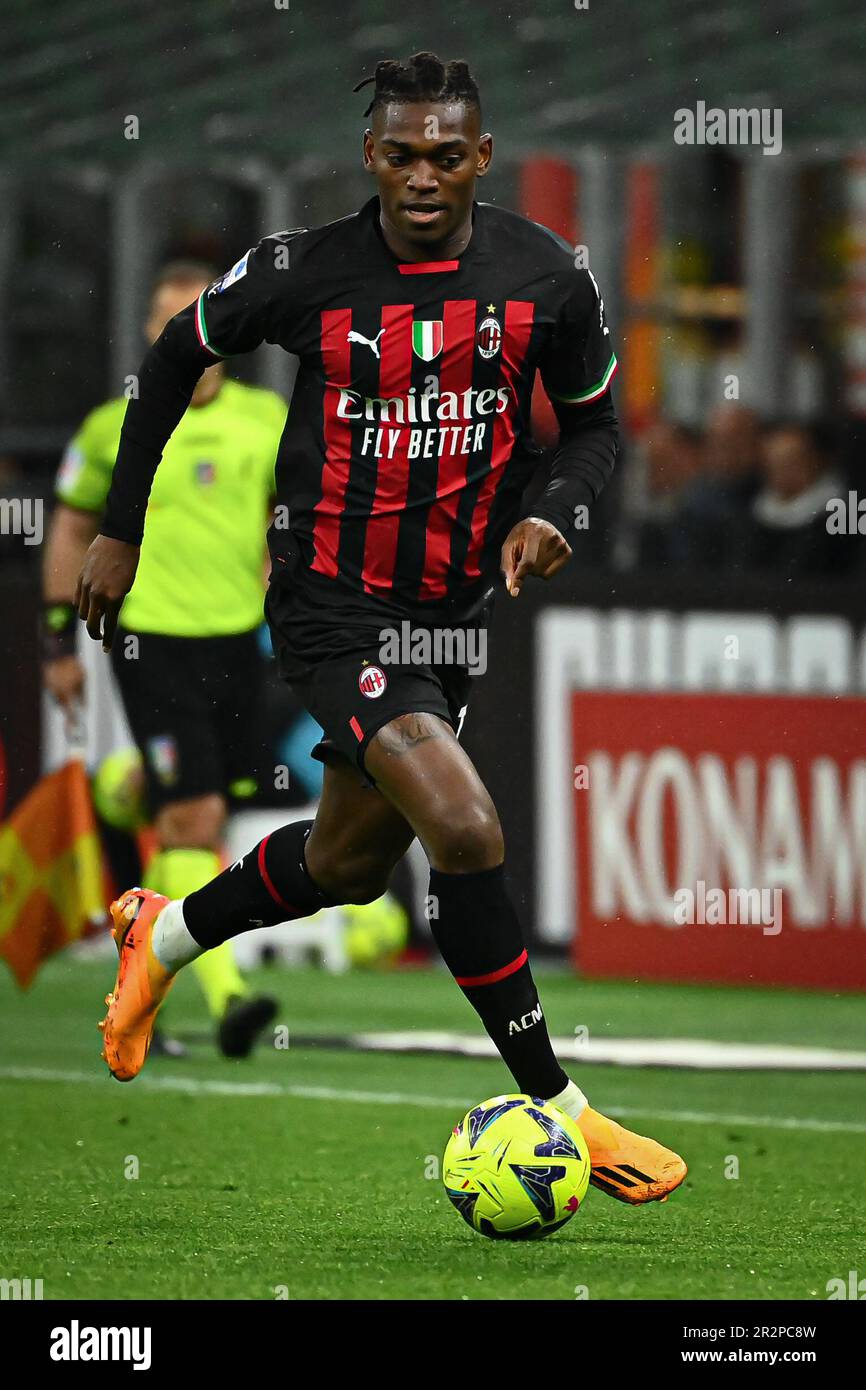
[500,517,572,598]
[75,535,140,650]
[43,654,85,709]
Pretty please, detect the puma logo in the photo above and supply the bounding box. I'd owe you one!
[347,328,386,358]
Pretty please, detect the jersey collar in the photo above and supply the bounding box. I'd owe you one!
[362,194,488,274]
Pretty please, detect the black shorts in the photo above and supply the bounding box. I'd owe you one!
[111,626,263,813]
[265,567,493,786]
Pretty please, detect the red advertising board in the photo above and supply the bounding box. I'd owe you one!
[571,690,866,990]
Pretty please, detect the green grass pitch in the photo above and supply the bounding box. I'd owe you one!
[1,958,864,1300]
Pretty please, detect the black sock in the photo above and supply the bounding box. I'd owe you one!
[427,863,568,1098]
[182,820,335,949]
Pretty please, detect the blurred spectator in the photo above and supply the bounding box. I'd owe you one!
[742,423,855,579]
[614,418,703,569]
[674,403,763,571]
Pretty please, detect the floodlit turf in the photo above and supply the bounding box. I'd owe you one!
[1,958,864,1300]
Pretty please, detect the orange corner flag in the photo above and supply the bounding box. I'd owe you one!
[0,760,106,988]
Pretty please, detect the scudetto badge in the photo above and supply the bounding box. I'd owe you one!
[359,665,387,699]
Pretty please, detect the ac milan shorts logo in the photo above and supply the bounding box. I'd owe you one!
[358,664,387,699]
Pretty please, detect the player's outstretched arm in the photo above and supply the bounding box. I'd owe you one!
[76,237,295,647]
[74,309,213,647]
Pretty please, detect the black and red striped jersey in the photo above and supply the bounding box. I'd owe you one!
[193,195,617,610]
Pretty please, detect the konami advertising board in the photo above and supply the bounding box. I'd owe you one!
[535,608,866,990]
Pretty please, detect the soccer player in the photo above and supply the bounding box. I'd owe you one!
[78,54,686,1203]
[44,259,285,1058]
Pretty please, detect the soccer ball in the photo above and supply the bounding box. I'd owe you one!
[443,1093,591,1240]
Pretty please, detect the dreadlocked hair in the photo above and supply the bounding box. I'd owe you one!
[353,51,480,120]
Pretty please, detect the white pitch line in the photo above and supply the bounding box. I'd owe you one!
[345,1031,866,1072]
[1,1065,865,1135]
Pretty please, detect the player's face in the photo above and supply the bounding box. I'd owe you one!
[364,101,492,250]
[145,280,210,345]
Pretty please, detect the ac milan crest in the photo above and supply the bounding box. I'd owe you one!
[476,316,502,359]
[358,665,387,699]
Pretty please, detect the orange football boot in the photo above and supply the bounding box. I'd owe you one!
[98,888,176,1082]
[575,1105,687,1204]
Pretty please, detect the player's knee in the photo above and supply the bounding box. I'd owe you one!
[307,844,392,906]
[338,875,391,906]
[427,798,504,873]
[156,794,226,850]
[329,859,392,905]
[319,867,391,906]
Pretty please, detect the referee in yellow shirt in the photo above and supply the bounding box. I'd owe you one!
[43,259,287,1057]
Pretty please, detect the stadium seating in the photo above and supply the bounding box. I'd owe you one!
[3,0,866,167]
